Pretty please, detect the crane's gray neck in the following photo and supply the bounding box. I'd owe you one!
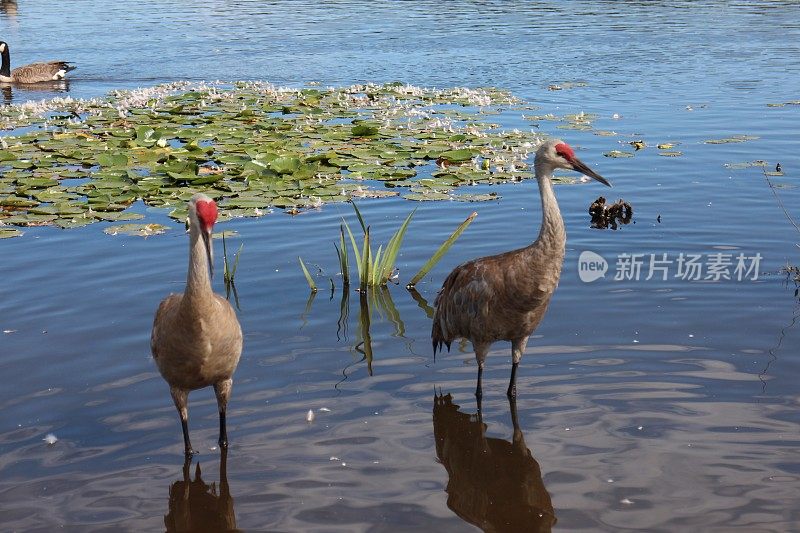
[532,167,566,255]
[185,227,213,303]
[0,47,10,79]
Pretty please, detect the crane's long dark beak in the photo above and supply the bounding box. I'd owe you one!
[202,230,214,279]
[572,157,611,187]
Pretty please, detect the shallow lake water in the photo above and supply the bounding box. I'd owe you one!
[2,1,800,531]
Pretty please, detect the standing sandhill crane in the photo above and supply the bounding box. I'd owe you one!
[0,41,76,83]
[432,139,610,400]
[152,193,243,456]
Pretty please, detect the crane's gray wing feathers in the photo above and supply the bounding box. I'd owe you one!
[432,260,497,354]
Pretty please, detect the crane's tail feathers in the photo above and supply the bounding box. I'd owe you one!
[431,318,452,361]
[431,338,452,360]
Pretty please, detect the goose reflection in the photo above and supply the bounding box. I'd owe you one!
[0,0,17,17]
[433,393,556,532]
[165,449,238,532]
[0,79,71,104]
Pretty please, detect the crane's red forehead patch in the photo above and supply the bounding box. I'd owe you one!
[195,199,218,228]
[555,142,575,160]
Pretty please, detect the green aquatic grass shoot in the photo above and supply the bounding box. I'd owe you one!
[334,223,350,286]
[407,211,477,287]
[222,233,243,284]
[298,256,318,292]
[345,201,416,288]
[376,208,415,285]
[351,200,368,235]
[303,202,472,290]
[360,227,371,292]
[344,219,362,283]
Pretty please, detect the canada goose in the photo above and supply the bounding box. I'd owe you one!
[0,41,76,84]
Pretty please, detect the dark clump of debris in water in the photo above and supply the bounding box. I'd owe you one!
[589,196,633,230]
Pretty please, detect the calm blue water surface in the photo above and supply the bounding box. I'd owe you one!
[2,1,800,531]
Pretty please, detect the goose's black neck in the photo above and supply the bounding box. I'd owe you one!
[0,45,10,78]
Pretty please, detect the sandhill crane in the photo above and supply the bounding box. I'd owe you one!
[433,393,556,532]
[432,139,610,399]
[151,193,243,456]
[0,41,76,83]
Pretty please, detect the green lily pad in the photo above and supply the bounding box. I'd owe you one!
[97,153,129,168]
[723,160,768,170]
[0,227,24,238]
[404,191,451,201]
[268,156,302,175]
[452,192,500,202]
[438,148,478,164]
[704,135,759,144]
[604,150,635,158]
[104,223,170,236]
[351,123,380,137]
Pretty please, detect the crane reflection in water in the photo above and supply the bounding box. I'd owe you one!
[165,449,238,532]
[433,393,556,532]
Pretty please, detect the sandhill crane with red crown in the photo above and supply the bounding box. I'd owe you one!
[432,139,610,401]
[151,193,243,456]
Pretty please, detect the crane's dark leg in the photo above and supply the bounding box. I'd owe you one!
[508,393,520,431]
[473,343,489,408]
[507,362,519,398]
[170,387,196,456]
[214,379,233,448]
[507,393,525,447]
[180,453,192,500]
[476,364,483,399]
[508,337,529,398]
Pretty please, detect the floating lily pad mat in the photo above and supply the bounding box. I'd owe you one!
[0,81,553,232]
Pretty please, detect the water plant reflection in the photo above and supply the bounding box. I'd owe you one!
[433,393,556,533]
[165,449,238,532]
[296,280,434,385]
[335,286,408,382]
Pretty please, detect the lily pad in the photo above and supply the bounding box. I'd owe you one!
[604,150,635,158]
[724,160,768,170]
[0,227,24,238]
[104,223,170,236]
[404,191,451,201]
[704,135,759,144]
[452,192,500,202]
[438,148,478,164]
